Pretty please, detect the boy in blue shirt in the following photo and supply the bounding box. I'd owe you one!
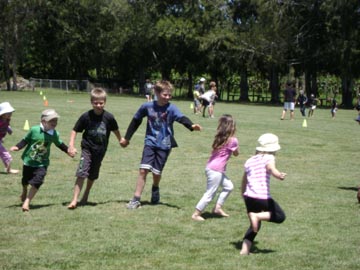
[120,80,202,209]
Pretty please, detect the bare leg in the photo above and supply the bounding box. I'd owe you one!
[6,162,19,174]
[20,185,28,202]
[133,169,149,198]
[281,110,286,120]
[192,208,205,221]
[80,179,94,205]
[248,211,271,232]
[22,186,38,211]
[240,239,252,255]
[152,173,161,188]
[212,203,229,217]
[290,110,294,120]
[67,177,85,209]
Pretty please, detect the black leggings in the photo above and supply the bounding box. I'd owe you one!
[243,196,286,242]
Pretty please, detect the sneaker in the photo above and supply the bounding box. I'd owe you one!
[151,188,160,204]
[126,200,141,209]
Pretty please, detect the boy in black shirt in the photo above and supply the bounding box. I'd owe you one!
[67,88,122,209]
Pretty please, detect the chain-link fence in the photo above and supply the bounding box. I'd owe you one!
[29,78,91,92]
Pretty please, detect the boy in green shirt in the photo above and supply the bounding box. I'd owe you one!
[10,109,75,211]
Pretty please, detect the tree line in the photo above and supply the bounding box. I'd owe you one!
[1,0,359,107]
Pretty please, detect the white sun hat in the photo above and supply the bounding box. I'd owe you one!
[0,102,15,116]
[256,133,281,152]
[200,77,206,82]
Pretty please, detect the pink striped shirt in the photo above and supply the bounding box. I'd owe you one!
[243,153,275,199]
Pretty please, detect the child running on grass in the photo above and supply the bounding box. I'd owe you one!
[0,102,19,174]
[240,133,286,255]
[10,109,75,211]
[120,80,202,209]
[67,88,122,209]
[191,114,239,221]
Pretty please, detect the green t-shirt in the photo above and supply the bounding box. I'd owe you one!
[21,125,64,167]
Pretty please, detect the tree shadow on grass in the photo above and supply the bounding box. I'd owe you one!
[231,240,275,254]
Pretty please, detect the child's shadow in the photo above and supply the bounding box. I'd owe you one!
[231,240,275,254]
[201,212,227,220]
[61,201,98,208]
[7,203,54,210]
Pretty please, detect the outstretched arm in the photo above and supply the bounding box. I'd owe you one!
[267,161,286,180]
[120,118,142,148]
[10,139,27,152]
[178,116,202,131]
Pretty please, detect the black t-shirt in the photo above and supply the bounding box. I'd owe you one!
[283,87,296,102]
[73,110,119,153]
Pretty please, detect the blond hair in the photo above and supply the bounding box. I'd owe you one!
[153,80,173,94]
[90,88,107,101]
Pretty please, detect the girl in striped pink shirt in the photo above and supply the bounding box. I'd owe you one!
[240,133,286,255]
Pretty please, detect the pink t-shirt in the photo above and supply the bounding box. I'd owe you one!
[206,137,238,173]
[243,154,275,199]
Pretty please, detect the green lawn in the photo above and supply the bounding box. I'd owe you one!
[0,89,359,270]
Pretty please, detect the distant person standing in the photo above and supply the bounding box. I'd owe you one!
[144,79,153,102]
[280,81,296,120]
[330,95,338,119]
[200,81,217,118]
[198,77,206,95]
[307,94,318,117]
[296,89,308,117]
[354,93,360,124]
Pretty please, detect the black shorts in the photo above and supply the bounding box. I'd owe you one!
[22,165,47,189]
[76,148,105,180]
[140,145,171,175]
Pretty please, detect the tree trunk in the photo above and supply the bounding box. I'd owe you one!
[187,71,193,99]
[239,70,250,102]
[341,74,354,108]
[269,65,280,103]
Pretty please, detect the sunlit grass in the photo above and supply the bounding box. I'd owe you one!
[0,89,359,270]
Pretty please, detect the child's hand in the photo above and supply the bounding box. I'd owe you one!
[192,124,202,131]
[279,172,287,180]
[68,147,77,157]
[10,146,18,152]
[120,138,129,148]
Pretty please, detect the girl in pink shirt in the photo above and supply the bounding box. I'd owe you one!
[192,114,239,221]
[0,102,19,174]
[240,133,286,255]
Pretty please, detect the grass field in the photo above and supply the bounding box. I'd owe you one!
[0,89,359,270]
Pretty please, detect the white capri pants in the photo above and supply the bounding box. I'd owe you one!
[195,168,234,212]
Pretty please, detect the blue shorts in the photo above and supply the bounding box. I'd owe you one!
[140,145,171,175]
[76,148,104,180]
[22,165,47,189]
